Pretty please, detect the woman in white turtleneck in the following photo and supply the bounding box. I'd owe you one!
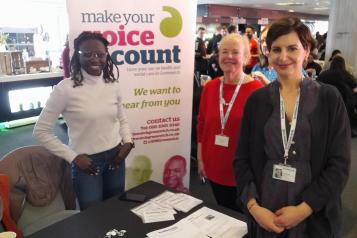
[33,32,134,210]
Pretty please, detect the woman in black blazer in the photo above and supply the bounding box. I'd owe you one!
[234,17,350,238]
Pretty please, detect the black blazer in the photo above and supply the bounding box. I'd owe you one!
[234,80,351,237]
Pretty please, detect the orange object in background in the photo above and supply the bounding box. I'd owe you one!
[0,175,22,238]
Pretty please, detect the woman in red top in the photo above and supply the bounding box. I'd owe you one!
[197,33,263,211]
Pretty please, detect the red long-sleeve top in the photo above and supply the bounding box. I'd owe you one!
[197,78,263,186]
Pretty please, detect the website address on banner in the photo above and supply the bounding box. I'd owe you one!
[143,136,179,144]
[133,132,179,141]
[132,128,179,136]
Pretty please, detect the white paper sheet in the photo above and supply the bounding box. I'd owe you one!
[142,208,175,223]
[165,193,203,212]
[182,207,247,238]
[146,221,208,238]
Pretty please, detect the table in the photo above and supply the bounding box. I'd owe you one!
[26,181,246,238]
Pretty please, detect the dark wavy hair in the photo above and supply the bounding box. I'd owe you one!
[330,55,347,71]
[329,49,341,62]
[70,31,119,87]
[266,17,313,52]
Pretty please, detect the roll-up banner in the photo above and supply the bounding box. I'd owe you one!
[66,0,197,191]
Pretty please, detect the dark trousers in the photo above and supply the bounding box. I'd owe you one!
[72,145,125,210]
[209,180,242,213]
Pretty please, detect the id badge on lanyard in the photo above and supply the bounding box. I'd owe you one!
[215,134,229,147]
[272,164,296,183]
[215,74,245,147]
[272,91,300,183]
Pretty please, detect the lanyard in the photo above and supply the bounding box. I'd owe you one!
[219,74,245,134]
[280,91,300,165]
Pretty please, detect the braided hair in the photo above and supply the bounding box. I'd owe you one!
[70,31,119,87]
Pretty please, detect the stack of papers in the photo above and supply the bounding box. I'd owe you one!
[164,193,203,213]
[146,207,247,238]
[131,201,176,223]
[131,190,203,223]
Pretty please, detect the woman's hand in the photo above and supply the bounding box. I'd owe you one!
[274,202,312,229]
[251,71,270,85]
[197,143,207,178]
[197,159,207,178]
[110,142,134,170]
[249,203,285,233]
[73,154,98,175]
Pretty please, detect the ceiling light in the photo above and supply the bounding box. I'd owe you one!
[313,7,329,10]
[276,2,306,6]
[276,3,292,6]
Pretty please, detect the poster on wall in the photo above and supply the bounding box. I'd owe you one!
[66,0,197,191]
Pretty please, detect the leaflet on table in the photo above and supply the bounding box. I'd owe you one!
[150,190,203,211]
[131,201,176,219]
[142,207,175,223]
[146,220,208,238]
[182,207,247,238]
[131,190,203,223]
[147,206,247,238]
[164,193,203,213]
[150,191,176,204]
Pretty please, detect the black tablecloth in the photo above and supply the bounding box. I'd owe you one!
[27,180,246,238]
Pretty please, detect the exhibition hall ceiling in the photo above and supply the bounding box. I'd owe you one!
[197,0,331,15]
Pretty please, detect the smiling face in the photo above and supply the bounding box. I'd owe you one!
[163,158,186,188]
[268,31,309,80]
[79,39,107,76]
[218,35,247,76]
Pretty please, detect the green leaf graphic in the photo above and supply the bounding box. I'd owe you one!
[160,6,182,38]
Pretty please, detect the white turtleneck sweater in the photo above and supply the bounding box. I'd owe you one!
[33,70,132,163]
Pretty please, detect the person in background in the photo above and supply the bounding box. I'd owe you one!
[61,35,70,78]
[321,49,341,72]
[251,25,276,85]
[197,33,263,211]
[33,32,134,210]
[318,55,357,136]
[317,33,327,60]
[207,25,223,55]
[322,49,356,77]
[244,25,259,74]
[304,53,322,78]
[208,51,223,79]
[195,27,208,77]
[228,25,238,34]
[126,155,153,189]
[163,155,188,193]
[221,26,228,38]
[234,17,350,237]
[192,27,209,162]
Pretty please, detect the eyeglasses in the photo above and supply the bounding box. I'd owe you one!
[78,50,107,59]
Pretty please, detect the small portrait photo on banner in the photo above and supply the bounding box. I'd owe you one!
[125,155,153,190]
[163,155,188,193]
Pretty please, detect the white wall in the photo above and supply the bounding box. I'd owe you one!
[0,0,69,67]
